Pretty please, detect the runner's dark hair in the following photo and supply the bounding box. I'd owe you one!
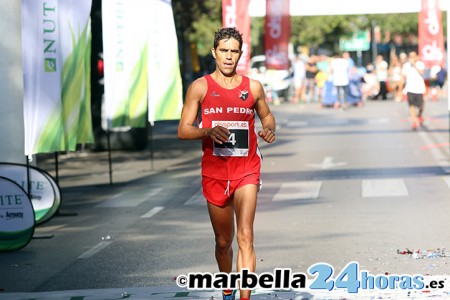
[213,27,243,50]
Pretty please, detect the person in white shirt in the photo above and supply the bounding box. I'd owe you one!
[375,55,389,100]
[329,52,350,109]
[292,54,306,103]
[401,51,426,129]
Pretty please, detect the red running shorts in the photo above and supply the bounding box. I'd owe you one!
[202,173,260,207]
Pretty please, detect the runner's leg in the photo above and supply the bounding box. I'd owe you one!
[233,184,258,299]
[207,201,235,273]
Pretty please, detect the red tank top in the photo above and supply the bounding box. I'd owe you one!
[199,74,261,180]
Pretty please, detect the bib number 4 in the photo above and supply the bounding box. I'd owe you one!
[212,121,249,157]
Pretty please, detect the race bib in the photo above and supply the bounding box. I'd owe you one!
[212,121,249,157]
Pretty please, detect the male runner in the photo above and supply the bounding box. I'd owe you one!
[178,27,276,300]
[402,51,426,130]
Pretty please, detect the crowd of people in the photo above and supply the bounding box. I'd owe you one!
[289,51,447,116]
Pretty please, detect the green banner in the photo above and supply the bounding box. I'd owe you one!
[147,0,183,123]
[339,31,370,52]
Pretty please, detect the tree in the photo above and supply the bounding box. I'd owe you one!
[172,1,447,71]
[290,15,367,54]
[172,0,221,56]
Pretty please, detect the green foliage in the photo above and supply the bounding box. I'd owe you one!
[172,1,447,57]
[172,0,221,56]
[291,15,377,52]
[370,13,419,34]
[250,17,265,55]
[189,14,222,56]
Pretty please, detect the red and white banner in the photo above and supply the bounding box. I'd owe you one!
[265,0,290,70]
[222,0,251,74]
[419,0,444,68]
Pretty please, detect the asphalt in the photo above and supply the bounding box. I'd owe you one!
[1,98,450,300]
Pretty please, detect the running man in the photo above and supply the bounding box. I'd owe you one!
[402,51,426,129]
[178,27,276,300]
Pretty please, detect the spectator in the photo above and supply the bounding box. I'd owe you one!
[429,64,446,101]
[315,69,328,104]
[292,54,306,103]
[347,66,363,107]
[343,51,355,73]
[402,51,426,129]
[388,54,404,102]
[316,54,330,74]
[361,64,380,102]
[374,54,389,100]
[329,52,350,109]
[397,52,408,102]
[436,66,447,98]
[305,55,319,101]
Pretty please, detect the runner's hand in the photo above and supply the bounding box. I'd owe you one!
[208,126,230,144]
[258,128,276,143]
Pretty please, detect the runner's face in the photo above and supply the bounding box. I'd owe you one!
[212,38,242,75]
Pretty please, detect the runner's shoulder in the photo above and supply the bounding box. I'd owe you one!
[187,76,208,100]
[248,77,264,99]
[249,77,264,90]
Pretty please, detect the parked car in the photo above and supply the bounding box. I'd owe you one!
[248,55,295,101]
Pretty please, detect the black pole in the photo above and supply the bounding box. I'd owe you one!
[371,20,377,63]
[149,122,154,170]
[25,156,31,198]
[107,129,113,185]
[54,152,59,184]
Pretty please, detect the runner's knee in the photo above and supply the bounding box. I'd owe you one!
[215,235,233,252]
[237,228,254,249]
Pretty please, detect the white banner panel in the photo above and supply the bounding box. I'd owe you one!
[22,0,93,155]
[22,0,64,156]
[147,0,183,124]
[102,0,149,130]
[59,0,94,150]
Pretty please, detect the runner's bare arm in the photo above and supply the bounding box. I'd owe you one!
[251,79,276,144]
[177,78,230,143]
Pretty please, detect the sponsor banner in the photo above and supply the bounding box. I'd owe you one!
[22,0,64,156]
[0,177,35,252]
[0,163,60,225]
[147,0,183,124]
[222,0,251,74]
[265,0,291,70]
[419,0,445,68]
[59,0,94,150]
[22,0,94,155]
[339,31,371,52]
[102,0,149,130]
